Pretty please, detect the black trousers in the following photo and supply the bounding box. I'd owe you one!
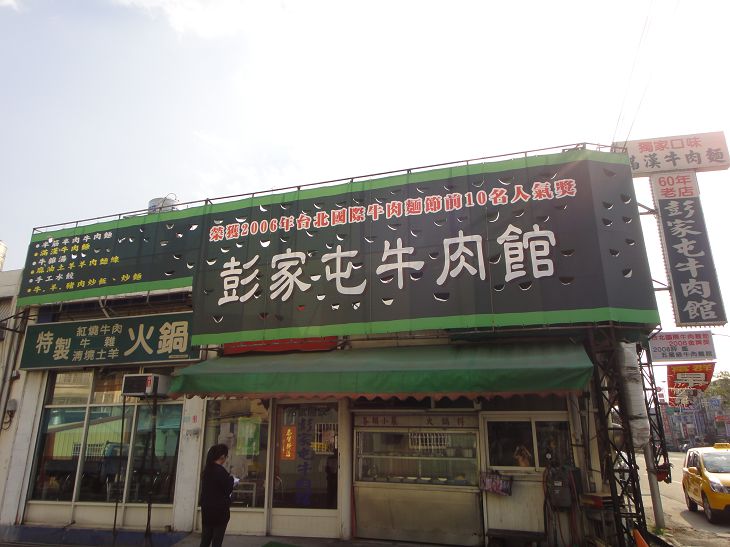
[199,522,228,547]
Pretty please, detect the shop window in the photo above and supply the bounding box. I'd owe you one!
[201,399,270,508]
[92,368,137,404]
[273,403,338,509]
[487,421,536,467]
[356,430,478,486]
[77,406,133,502]
[29,369,182,505]
[486,416,572,469]
[536,421,572,467]
[31,407,86,501]
[48,371,93,405]
[128,404,183,503]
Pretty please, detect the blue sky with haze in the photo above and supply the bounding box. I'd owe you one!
[1,0,729,379]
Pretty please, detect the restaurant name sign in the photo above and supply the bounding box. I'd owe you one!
[617,131,729,176]
[20,312,199,370]
[192,150,659,344]
[651,172,726,326]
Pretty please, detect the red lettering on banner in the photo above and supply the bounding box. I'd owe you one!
[489,188,508,205]
[331,208,347,226]
[280,216,295,232]
[296,213,312,230]
[386,201,403,219]
[554,179,577,198]
[639,142,653,153]
[209,226,224,242]
[225,223,240,240]
[367,203,384,221]
[476,190,488,206]
[405,198,423,216]
[511,185,531,203]
[313,211,329,228]
[349,206,366,223]
[464,191,475,207]
[444,193,463,211]
[424,195,443,213]
[532,181,554,200]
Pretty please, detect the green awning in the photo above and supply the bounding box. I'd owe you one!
[169,342,594,400]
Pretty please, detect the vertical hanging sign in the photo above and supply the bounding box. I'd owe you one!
[651,172,727,326]
[280,425,297,461]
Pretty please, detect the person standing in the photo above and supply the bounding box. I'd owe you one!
[200,444,237,547]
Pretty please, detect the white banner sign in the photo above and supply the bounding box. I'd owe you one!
[617,131,729,176]
[649,330,716,361]
[650,171,700,201]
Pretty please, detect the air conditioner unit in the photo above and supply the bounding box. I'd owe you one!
[121,374,171,398]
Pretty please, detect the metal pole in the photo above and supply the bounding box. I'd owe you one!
[643,444,666,530]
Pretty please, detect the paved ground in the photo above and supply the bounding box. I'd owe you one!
[173,536,448,547]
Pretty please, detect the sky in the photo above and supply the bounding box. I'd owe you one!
[1,0,729,384]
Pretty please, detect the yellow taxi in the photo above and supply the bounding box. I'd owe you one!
[682,442,730,523]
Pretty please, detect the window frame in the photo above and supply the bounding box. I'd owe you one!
[29,367,182,505]
[481,411,572,471]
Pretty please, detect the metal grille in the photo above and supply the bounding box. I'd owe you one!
[73,442,105,458]
[314,423,337,454]
[408,432,450,451]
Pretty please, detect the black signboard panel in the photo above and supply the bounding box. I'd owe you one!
[656,198,726,326]
[20,312,200,370]
[191,150,659,344]
[18,212,205,305]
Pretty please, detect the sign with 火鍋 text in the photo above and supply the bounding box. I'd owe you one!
[20,312,199,369]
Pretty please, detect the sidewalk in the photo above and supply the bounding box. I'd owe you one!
[172,535,437,547]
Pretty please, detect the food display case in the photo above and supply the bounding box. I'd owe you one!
[355,430,478,486]
[353,415,482,546]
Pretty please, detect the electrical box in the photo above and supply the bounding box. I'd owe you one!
[547,467,578,510]
[121,374,171,398]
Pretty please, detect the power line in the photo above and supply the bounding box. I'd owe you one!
[610,0,653,147]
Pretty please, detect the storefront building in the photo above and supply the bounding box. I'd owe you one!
[0,147,661,546]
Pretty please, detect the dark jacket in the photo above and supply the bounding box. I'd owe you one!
[200,463,234,526]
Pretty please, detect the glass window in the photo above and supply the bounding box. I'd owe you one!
[77,406,133,502]
[128,403,182,503]
[536,421,572,467]
[92,368,137,404]
[201,399,270,508]
[48,371,92,405]
[487,421,535,467]
[273,403,338,509]
[30,369,183,505]
[30,407,87,500]
[355,430,478,486]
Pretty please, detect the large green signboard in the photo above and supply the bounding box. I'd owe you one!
[20,312,199,370]
[18,150,661,343]
[191,150,660,344]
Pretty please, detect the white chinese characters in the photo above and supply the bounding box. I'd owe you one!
[217,224,557,308]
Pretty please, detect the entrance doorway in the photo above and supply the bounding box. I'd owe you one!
[269,402,339,537]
